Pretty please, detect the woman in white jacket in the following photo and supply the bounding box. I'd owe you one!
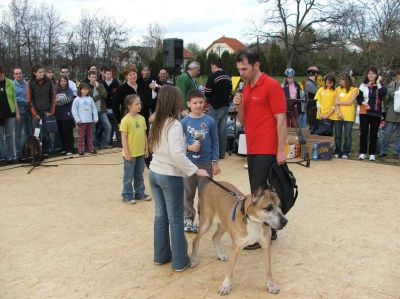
[148,85,208,272]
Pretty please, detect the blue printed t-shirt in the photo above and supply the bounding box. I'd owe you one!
[181,114,219,165]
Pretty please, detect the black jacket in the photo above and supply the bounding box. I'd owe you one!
[357,83,387,117]
[113,82,142,123]
[137,76,157,108]
[204,70,232,109]
[102,79,120,110]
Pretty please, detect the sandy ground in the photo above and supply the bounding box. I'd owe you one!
[1,151,400,299]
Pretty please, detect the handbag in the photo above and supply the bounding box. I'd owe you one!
[43,114,58,133]
[317,119,333,136]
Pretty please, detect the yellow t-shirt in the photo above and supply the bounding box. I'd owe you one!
[120,114,147,158]
[336,86,359,122]
[315,87,337,120]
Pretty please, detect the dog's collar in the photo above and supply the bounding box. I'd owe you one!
[232,198,269,225]
[245,214,264,224]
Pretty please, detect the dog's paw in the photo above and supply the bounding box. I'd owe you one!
[217,254,229,262]
[218,279,232,295]
[190,257,198,268]
[266,282,280,294]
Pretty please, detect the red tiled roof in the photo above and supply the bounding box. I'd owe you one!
[205,36,246,53]
[184,48,194,59]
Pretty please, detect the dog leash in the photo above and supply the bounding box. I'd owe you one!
[205,177,246,221]
[205,177,246,201]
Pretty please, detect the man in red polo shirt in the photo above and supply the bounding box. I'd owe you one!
[233,48,287,246]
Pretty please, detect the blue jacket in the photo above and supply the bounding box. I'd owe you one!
[71,96,98,124]
[181,114,219,164]
[13,79,28,113]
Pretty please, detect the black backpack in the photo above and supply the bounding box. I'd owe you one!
[268,162,298,215]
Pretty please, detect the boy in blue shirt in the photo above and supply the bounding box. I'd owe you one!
[181,89,220,233]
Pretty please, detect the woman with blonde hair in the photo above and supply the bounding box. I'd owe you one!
[333,73,358,159]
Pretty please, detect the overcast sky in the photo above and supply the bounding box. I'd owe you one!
[1,0,267,48]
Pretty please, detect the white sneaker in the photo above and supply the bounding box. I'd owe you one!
[359,154,366,160]
[369,155,376,161]
[334,154,340,158]
[342,154,348,159]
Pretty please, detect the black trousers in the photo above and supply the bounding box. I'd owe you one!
[247,154,276,193]
[57,119,75,153]
[306,102,317,134]
[359,114,381,155]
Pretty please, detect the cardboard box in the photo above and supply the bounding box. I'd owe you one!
[299,133,335,160]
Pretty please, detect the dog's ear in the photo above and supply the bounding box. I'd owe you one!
[252,187,265,205]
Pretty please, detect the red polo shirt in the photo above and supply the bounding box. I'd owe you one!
[243,73,286,155]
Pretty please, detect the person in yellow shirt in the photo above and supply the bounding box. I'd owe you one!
[334,73,358,159]
[314,74,336,136]
[120,94,150,204]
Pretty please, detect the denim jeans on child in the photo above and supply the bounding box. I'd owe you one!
[149,170,190,270]
[122,156,145,200]
[334,120,353,155]
[0,117,16,161]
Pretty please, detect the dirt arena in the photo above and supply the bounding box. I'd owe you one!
[1,151,399,299]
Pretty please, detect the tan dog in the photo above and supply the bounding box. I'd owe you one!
[190,181,288,295]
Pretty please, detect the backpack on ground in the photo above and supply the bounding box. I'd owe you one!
[268,162,298,215]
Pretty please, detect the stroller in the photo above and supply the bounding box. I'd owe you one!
[226,104,243,155]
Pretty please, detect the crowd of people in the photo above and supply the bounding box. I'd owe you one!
[0,63,172,163]
[282,66,400,161]
[1,47,400,271]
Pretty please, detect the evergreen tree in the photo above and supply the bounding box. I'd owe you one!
[267,42,286,76]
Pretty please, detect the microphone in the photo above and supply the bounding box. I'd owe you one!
[238,82,244,93]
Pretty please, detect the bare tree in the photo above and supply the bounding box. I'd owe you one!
[141,22,166,61]
[97,16,128,63]
[255,0,341,66]
[42,4,65,65]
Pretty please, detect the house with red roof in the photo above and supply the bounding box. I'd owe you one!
[183,48,194,67]
[205,36,246,57]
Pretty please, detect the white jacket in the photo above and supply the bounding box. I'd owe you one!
[150,119,198,177]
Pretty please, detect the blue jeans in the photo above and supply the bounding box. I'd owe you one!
[208,105,228,158]
[93,112,112,147]
[334,120,353,155]
[149,170,190,270]
[381,121,400,154]
[15,112,32,158]
[122,156,145,200]
[0,117,16,161]
[299,113,308,128]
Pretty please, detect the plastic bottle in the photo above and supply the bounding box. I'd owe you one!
[312,142,319,160]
